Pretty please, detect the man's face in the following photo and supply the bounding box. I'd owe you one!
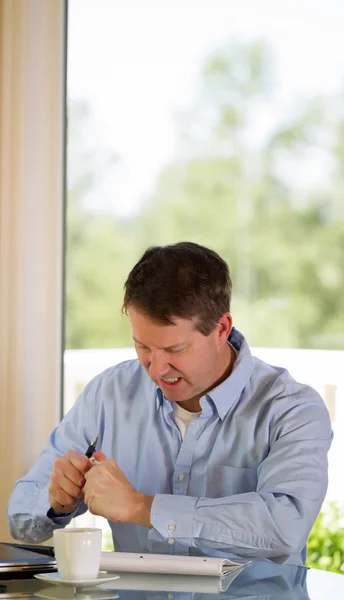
[128,306,232,406]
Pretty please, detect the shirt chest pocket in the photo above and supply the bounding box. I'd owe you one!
[204,465,257,497]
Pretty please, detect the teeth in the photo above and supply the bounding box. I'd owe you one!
[163,377,179,383]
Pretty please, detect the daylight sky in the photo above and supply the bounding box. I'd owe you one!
[68,0,344,215]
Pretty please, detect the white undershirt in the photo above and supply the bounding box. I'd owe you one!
[173,402,202,439]
[172,341,238,439]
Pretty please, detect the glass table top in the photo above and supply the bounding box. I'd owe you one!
[0,560,343,600]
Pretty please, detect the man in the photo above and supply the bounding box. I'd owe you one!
[7,242,332,565]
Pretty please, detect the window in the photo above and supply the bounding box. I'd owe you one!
[66,0,344,510]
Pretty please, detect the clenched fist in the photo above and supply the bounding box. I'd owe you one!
[48,449,93,515]
[83,455,154,527]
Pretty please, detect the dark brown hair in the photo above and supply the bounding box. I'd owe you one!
[123,242,232,336]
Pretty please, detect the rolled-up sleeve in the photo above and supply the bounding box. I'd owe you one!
[7,378,101,543]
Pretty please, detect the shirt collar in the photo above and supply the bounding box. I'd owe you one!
[155,327,254,418]
[207,327,254,420]
[156,387,164,409]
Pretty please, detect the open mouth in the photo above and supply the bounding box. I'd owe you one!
[160,377,182,387]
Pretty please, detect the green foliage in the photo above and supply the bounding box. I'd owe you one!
[102,531,114,552]
[65,43,344,571]
[66,211,137,348]
[65,103,139,348]
[66,39,344,350]
[307,503,344,573]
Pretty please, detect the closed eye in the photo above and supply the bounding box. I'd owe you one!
[167,347,187,354]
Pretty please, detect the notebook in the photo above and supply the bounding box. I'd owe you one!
[100,551,249,577]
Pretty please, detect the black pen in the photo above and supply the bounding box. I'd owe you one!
[85,436,98,458]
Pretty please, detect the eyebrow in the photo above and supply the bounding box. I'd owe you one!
[133,337,186,351]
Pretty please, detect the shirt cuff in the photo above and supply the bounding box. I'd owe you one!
[38,485,79,524]
[150,493,198,543]
[46,507,78,523]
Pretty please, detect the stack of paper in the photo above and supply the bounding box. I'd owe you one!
[97,570,246,593]
[100,551,248,577]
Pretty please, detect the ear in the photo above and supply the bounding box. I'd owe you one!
[217,313,232,344]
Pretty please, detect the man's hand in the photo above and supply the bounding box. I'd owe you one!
[48,450,93,515]
[84,452,153,527]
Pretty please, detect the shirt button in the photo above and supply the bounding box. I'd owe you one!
[178,472,185,481]
[168,538,175,545]
[168,523,176,531]
[167,594,174,600]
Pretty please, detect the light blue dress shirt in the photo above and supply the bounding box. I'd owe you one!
[7,328,333,565]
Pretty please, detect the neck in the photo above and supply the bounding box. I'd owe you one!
[177,343,236,413]
[176,398,203,412]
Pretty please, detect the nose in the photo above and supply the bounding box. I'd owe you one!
[148,351,170,381]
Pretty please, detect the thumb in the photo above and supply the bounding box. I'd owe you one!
[93,450,107,462]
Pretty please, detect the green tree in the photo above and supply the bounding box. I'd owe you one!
[133,41,344,349]
[66,104,137,348]
[66,41,344,350]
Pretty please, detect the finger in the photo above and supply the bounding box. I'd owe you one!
[50,470,83,500]
[84,460,108,482]
[84,457,103,479]
[86,497,98,516]
[83,486,91,509]
[53,457,86,489]
[66,450,93,475]
[93,451,106,462]
[83,486,100,516]
[48,483,80,510]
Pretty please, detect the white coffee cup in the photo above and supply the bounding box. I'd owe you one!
[53,527,102,581]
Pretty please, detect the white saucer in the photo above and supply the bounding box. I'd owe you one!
[34,572,120,589]
[35,588,118,600]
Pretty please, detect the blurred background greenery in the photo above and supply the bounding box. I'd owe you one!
[66,39,344,351]
[307,503,344,573]
[67,1,344,571]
